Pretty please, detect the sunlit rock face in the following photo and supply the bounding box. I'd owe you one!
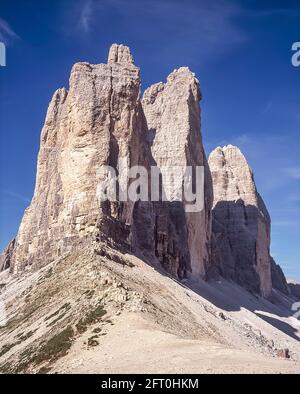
[209,145,272,298]
[5,44,155,273]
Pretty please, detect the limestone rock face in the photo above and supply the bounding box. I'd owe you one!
[5,44,154,273]
[208,145,272,298]
[288,280,300,301]
[0,240,15,271]
[143,68,213,278]
[271,258,290,296]
[108,43,134,65]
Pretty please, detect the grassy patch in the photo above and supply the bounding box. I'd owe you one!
[33,326,74,364]
[83,289,95,299]
[45,303,71,322]
[47,313,67,327]
[11,326,75,372]
[44,267,53,279]
[76,304,107,334]
[0,361,14,374]
[88,335,99,347]
[18,329,38,341]
[0,343,16,357]
[38,366,52,374]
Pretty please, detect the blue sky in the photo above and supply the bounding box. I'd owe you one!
[0,0,299,279]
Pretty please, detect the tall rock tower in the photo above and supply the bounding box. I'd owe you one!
[143,68,213,278]
[208,145,272,298]
[4,44,154,273]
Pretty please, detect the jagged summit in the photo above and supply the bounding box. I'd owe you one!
[107,43,134,65]
[1,43,146,273]
[223,144,240,150]
[167,66,199,83]
[209,145,250,169]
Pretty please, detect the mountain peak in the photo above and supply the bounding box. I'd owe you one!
[107,43,134,65]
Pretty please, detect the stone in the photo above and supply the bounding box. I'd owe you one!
[143,67,213,279]
[276,348,290,359]
[219,312,226,320]
[208,145,272,298]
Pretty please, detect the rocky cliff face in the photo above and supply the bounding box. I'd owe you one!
[1,44,212,280]
[5,44,155,273]
[208,145,272,298]
[142,68,213,278]
[288,281,300,301]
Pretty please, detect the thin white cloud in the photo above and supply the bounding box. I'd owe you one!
[0,17,19,45]
[252,7,300,18]
[287,193,300,202]
[1,190,30,203]
[207,133,250,151]
[65,0,247,66]
[79,0,93,33]
[233,133,250,146]
[262,101,273,114]
[273,220,300,227]
[285,168,300,180]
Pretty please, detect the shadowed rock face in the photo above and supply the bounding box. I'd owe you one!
[208,145,272,298]
[143,68,213,279]
[271,258,290,296]
[289,281,300,301]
